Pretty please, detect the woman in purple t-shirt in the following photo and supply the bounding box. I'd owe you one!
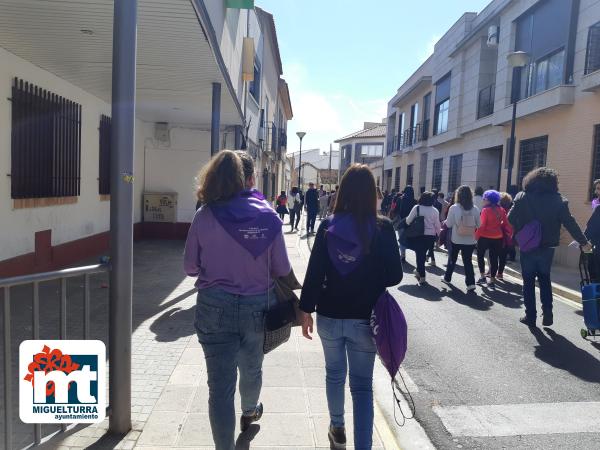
[184,150,291,449]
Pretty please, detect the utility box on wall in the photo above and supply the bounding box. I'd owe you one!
[143,192,178,223]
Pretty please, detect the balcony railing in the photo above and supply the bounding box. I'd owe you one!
[477,84,495,119]
[401,123,423,149]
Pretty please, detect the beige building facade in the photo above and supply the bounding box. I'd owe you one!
[381,0,600,266]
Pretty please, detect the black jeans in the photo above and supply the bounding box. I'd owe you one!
[444,244,476,286]
[498,245,514,274]
[307,208,318,232]
[413,235,436,277]
[289,209,301,229]
[477,237,503,278]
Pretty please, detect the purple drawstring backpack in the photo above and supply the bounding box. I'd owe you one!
[371,290,415,426]
[514,195,542,252]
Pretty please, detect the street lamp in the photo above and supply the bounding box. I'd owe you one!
[296,131,306,188]
[506,51,529,190]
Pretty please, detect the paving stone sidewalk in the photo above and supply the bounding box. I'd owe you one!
[42,231,398,449]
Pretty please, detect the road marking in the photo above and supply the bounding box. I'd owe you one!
[434,402,600,437]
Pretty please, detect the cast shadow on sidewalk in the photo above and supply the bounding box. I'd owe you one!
[441,284,493,311]
[530,327,600,383]
[397,283,444,302]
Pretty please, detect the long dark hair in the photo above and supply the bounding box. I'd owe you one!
[455,185,473,211]
[333,164,377,250]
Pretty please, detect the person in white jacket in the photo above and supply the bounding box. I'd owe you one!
[405,192,441,285]
[442,185,481,291]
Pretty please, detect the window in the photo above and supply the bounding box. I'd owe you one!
[397,113,405,149]
[406,164,414,187]
[515,0,573,99]
[360,144,383,157]
[394,167,401,191]
[434,73,451,135]
[432,158,443,190]
[518,136,548,187]
[585,22,600,75]
[591,125,600,199]
[99,115,111,195]
[410,103,419,145]
[477,84,495,119]
[448,154,463,193]
[422,93,431,140]
[419,152,428,191]
[249,58,261,101]
[11,78,82,199]
[385,169,393,192]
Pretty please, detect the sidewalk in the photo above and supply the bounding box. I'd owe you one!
[44,231,402,449]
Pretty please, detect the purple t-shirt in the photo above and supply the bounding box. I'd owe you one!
[183,206,291,295]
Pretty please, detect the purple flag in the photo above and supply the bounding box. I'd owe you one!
[326,214,374,276]
[210,192,282,259]
[371,291,408,379]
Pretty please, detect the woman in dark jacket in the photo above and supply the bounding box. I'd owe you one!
[299,164,403,450]
[508,167,590,327]
[395,185,417,261]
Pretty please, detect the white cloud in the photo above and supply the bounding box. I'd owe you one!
[285,62,387,154]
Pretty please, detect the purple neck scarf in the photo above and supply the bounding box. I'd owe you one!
[326,214,375,276]
[210,192,282,259]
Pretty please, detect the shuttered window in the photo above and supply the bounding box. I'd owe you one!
[11,78,82,199]
[591,125,600,199]
[518,136,548,187]
[432,158,443,191]
[448,154,463,193]
[99,115,111,195]
[585,22,600,75]
[394,167,401,191]
[406,164,414,187]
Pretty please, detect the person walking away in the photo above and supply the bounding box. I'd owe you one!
[497,192,515,279]
[275,191,288,221]
[475,190,508,288]
[376,186,384,214]
[442,186,480,291]
[395,186,417,262]
[473,186,484,210]
[509,167,591,327]
[298,164,403,449]
[406,191,441,285]
[585,203,600,282]
[438,192,450,221]
[381,190,392,215]
[305,182,320,234]
[592,179,600,210]
[184,150,292,450]
[289,187,302,231]
[328,185,339,214]
[319,190,329,220]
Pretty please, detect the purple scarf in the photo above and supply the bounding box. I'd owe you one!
[210,191,281,259]
[326,214,375,276]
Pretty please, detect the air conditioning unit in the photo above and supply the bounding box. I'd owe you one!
[487,25,499,48]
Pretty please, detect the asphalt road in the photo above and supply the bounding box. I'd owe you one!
[391,248,600,450]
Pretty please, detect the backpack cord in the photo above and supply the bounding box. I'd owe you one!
[391,369,416,427]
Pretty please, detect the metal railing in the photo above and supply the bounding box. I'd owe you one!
[1,263,110,450]
[401,123,423,149]
[477,84,495,119]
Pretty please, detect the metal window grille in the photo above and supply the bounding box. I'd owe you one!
[394,167,401,191]
[448,154,463,193]
[591,125,600,199]
[406,164,414,187]
[99,115,111,195]
[585,23,600,75]
[432,158,443,190]
[477,84,495,119]
[11,78,82,199]
[518,136,548,187]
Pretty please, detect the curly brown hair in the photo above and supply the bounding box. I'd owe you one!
[196,150,244,204]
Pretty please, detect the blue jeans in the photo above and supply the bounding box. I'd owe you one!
[317,314,377,450]
[194,287,268,450]
[520,247,555,320]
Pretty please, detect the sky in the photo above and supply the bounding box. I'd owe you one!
[256,0,492,155]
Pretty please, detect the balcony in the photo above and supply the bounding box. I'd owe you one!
[492,85,575,126]
[477,84,495,119]
[400,123,427,151]
[582,69,600,93]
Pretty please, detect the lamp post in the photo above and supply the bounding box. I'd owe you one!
[296,131,306,188]
[506,51,529,190]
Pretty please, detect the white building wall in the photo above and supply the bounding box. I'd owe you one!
[0,47,146,261]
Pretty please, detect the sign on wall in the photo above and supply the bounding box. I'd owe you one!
[143,192,178,223]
